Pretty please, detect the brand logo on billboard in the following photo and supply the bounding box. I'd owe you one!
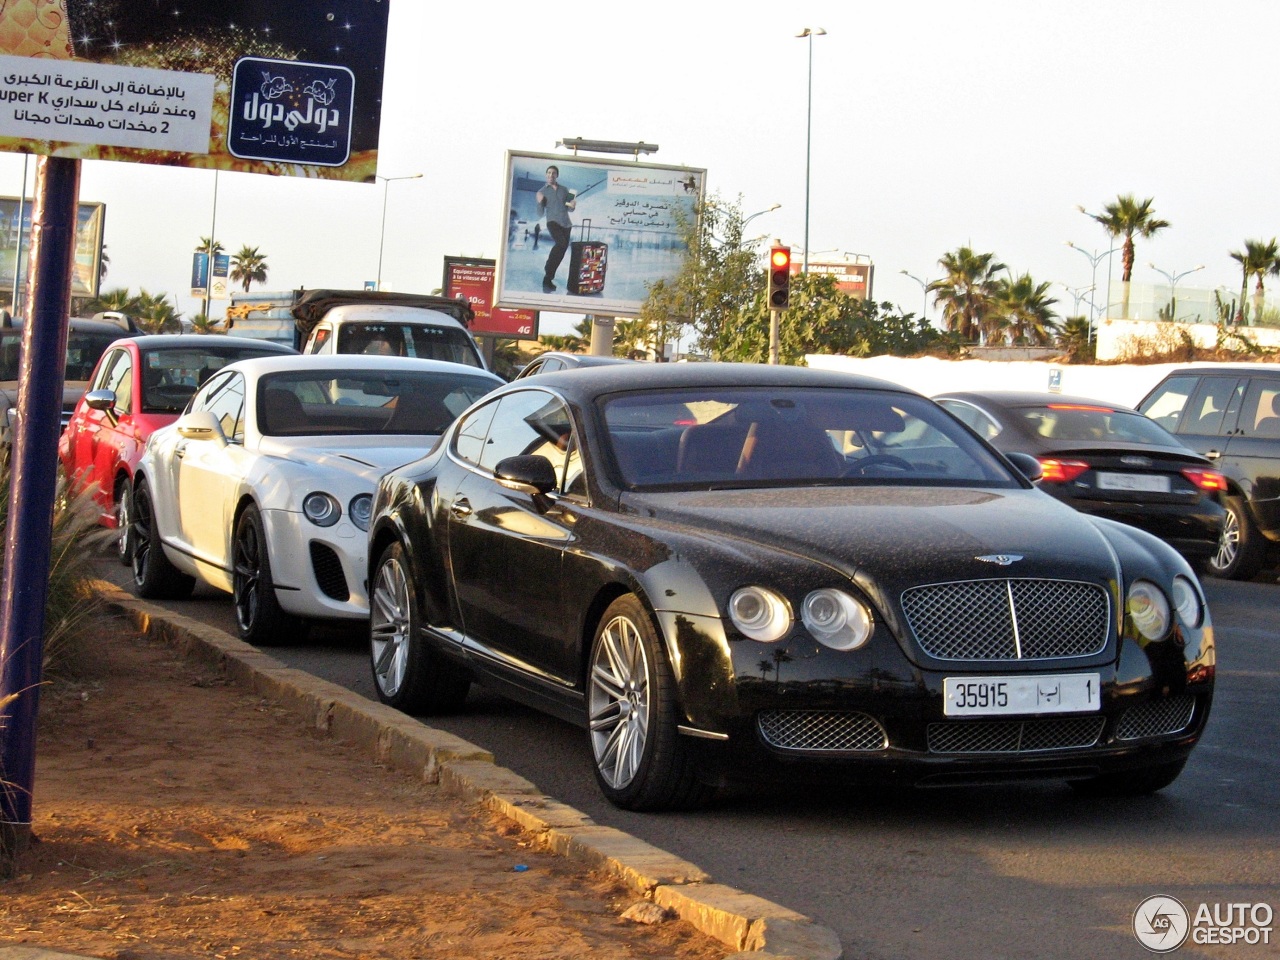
[227,57,354,167]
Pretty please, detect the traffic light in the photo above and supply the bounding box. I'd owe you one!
[768,245,792,309]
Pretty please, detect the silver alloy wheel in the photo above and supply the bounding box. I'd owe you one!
[115,484,133,563]
[588,613,652,790]
[1212,505,1240,573]
[370,555,412,698]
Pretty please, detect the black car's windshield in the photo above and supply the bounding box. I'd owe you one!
[1,328,119,381]
[1013,403,1181,446]
[602,386,1018,489]
[257,369,495,437]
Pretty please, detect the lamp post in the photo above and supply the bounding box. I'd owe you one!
[742,203,781,234]
[1065,240,1120,341]
[899,269,933,321]
[376,173,422,290]
[1056,282,1095,318]
[796,27,826,273]
[1147,262,1204,320]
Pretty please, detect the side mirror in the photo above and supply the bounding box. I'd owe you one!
[494,455,557,495]
[1005,451,1043,483]
[175,410,227,446]
[84,388,119,425]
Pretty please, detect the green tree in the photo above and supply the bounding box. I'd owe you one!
[187,312,223,334]
[995,272,1060,345]
[195,236,224,258]
[1228,237,1279,326]
[86,286,139,317]
[134,289,182,334]
[1084,195,1169,318]
[927,247,1007,342]
[1056,316,1095,363]
[229,245,269,293]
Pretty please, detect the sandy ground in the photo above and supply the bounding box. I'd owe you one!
[0,618,728,960]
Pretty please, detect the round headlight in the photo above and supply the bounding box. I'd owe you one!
[728,586,791,643]
[801,589,873,651]
[1171,575,1203,629]
[302,492,341,527]
[348,494,373,531]
[1127,580,1171,641]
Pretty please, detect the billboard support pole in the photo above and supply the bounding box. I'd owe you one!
[203,171,219,321]
[589,315,614,356]
[1,155,81,867]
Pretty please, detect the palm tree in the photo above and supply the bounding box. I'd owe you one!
[996,273,1060,345]
[1228,237,1279,326]
[195,237,224,258]
[87,286,139,317]
[1084,195,1170,318]
[187,312,223,334]
[927,247,1007,342]
[133,289,182,334]
[229,245,269,293]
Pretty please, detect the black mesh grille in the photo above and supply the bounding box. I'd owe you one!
[1115,696,1196,741]
[928,717,1106,754]
[309,541,349,601]
[901,579,1109,661]
[757,710,888,752]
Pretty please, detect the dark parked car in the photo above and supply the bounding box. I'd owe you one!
[57,334,297,562]
[367,364,1214,810]
[513,351,634,379]
[1,311,142,449]
[935,391,1226,570]
[1137,364,1280,579]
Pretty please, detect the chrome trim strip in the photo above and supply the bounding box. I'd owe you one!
[678,725,729,741]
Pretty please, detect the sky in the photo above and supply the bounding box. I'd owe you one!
[3,0,1279,339]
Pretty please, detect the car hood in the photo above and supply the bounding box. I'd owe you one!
[256,436,433,480]
[625,485,1119,586]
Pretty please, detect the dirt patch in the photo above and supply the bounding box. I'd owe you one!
[1,619,728,960]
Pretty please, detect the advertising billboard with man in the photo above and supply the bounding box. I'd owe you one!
[495,151,705,317]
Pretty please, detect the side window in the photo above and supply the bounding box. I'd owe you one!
[1238,379,1280,438]
[96,349,133,414]
[453,399,499,465]
[478,390,577,494]
[1181,377,1242,436]
[1138,376,1199,432]
[309,326,334,355]
[198,373,246,442]
[937,400,999,441]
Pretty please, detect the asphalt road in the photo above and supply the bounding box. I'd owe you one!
[94,558,1279,960]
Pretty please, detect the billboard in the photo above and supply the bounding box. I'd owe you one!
[792,259,875,300]
[0,194,104,298]
[495,151,705,318]
[442,257,538,339]
[0,0,389,181]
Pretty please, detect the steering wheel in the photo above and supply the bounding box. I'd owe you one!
[843,454,913,477]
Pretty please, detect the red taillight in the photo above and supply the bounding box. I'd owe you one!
[1182,467,1227,492]
[1037,458,1090,483]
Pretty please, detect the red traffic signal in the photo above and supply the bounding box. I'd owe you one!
[768,245,792,309]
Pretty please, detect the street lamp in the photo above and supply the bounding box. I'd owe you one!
[1056,282,1095,318]
[796,27,826,273]
[742,203,781,233]
[1065,240,1120,340]
[1147,262,1204,320]
[376,173,422,290]
[899,269,933,321]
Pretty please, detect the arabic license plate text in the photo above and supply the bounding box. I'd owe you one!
[943,673,1101,716]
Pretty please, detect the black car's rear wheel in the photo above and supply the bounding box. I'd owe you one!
[587,595,715,811]
[369,541,469,714]
[1209,496,1267,580]
[130,478,195,599]
[1068,757,1187,797]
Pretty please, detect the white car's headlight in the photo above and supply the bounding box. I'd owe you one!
[1171,575,1203,629]
[302,492,341,527]
[348,494,373,531]
[801,589,873,651]
[728,586,791,643]
[1127,580,1171,641]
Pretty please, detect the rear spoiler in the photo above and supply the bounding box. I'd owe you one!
[289,288,475,340]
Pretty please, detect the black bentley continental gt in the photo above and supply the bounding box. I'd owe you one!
[366,364,1215,810]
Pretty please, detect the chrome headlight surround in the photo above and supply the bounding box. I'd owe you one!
[1127,580,1171,641]
[348,493,373,531]
[1171,575,1203,629]
[801,589,873,651]
[302,492,341,527]
[728,586,792,643]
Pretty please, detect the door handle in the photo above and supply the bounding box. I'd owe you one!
[1204,449,1221,461]
[174,442,187,460]
[450,497,472,519]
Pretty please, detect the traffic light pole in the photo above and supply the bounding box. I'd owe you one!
[769,308,780,365]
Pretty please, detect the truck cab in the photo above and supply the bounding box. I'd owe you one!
[300,302,485,369]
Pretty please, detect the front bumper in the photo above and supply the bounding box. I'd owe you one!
[261,507,370,621]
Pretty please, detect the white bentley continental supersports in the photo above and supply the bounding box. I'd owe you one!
[129,354,502,643]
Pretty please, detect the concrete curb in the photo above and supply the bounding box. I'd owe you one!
[83,581,843,960]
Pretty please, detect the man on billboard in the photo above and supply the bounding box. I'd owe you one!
[536,165,576,292]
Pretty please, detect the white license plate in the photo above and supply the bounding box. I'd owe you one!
[943,673,1101,717]
[1097,471,1171,493]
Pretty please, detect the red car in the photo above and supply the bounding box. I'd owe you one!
[58,334,295,561]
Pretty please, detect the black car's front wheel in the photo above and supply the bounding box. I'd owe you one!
[130,478,195,600]
[587,595,715,811]
[369,541,470,714]
[1209,496,1267,580]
